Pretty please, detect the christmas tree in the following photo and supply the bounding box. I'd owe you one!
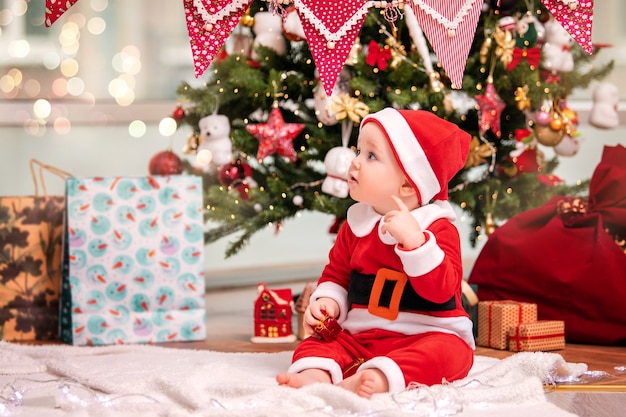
[171,0,613,257]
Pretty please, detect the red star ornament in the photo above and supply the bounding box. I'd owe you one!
[246,107,305,162]
[475,82,506,137]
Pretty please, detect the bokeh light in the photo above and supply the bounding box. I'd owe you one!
[87,17,106,35]
[91,0,109,12]
[197,150,213,166]
[43,52,61,70]
[51,78,69,97]
[66,77,85,96]
[60,58,79,77]
[129,120,147,138]
[33,99,51,119]
[8,39,30,58]
[53,117,72,135]
[23,79,41,97]
[159,117,178,136]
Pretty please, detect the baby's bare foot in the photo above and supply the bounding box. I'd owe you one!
[276,369,331,388]
[338,369,389,398]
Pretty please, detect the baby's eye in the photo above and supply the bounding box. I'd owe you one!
[355,148,361,156]
[367,152,376,160]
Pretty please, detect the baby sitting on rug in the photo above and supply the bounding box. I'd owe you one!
[276,108,475,398]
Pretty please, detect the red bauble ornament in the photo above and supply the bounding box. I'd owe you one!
[149,150,184,176]
[218,160,254,200]
[172,105,185,121]
[218,162,248,187]
[246,107,305,162]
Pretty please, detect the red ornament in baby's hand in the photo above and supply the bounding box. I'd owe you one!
[149,150,184,176]
[314,310,343,342]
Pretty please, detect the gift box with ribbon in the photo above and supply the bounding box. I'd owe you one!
[508,320,565,352]
[476,300,537,349]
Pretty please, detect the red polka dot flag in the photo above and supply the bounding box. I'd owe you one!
[541,0,594,54]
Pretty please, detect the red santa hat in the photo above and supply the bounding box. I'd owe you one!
[361,108,471,205]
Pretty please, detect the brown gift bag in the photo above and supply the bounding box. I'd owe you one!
[0,160,71,340]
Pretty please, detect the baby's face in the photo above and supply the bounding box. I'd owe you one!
[348,123,407,214]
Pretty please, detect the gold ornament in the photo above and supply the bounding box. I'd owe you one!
[465,136,494,168]
[514,85,531,111]
[494,27,515,67]
[328,94,370,124]
[240,8,254,27]
[385,36,406,70]
[479,35,493,65]
[484,212,497,236]
[182,133,202,154]
[534,124,564,146]
[428,71,444,93]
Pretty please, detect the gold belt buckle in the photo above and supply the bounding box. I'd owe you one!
[367,268,407,320]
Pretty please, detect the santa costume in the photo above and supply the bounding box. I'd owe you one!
[287,108,474,392]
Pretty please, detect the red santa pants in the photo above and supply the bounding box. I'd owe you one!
[292,329,474,386]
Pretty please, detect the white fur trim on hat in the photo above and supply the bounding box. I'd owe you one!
[361,108,440,204]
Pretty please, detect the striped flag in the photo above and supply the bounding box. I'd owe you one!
[410,0,482,89]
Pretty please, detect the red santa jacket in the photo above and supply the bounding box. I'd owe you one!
[312,201,475,349]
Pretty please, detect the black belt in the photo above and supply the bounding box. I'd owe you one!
[348,269,455,319]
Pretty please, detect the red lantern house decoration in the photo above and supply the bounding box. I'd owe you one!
[251,283,297,343]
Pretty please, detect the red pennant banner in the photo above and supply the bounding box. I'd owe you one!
[45,0,81,27]
[295,0,371,96]
[184,0,253,78]
[541,0,594,54]
[410,0,482,89]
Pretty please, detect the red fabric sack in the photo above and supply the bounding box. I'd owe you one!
[469,144,626,345]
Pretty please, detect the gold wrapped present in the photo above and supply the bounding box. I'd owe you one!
[508,320,565,352]
[476,300,537,349]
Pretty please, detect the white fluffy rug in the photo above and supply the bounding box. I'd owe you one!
[0,341,585,417]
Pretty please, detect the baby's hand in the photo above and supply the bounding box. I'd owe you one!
[381,195,425,250]
[303,297,339,336]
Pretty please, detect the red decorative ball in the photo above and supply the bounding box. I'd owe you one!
[149,150,184,176]
[218,161,250,186]
[172,105,185,121]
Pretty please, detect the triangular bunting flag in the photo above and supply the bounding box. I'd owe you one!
[45,0,81,27]
[295,0,371,96]
[184,0,253,78]
[410,0,482,89]
[541,0,594,54]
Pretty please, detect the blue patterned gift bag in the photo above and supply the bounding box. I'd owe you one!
[59,175,206,346]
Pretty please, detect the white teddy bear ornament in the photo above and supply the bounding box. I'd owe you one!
[196,113,232,173]
[322,146,356,198]
[542,20,574,73]
[590,82,620,129]
[251,12,286,61]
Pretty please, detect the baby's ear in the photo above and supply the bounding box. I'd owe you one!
[399,179,416,197]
